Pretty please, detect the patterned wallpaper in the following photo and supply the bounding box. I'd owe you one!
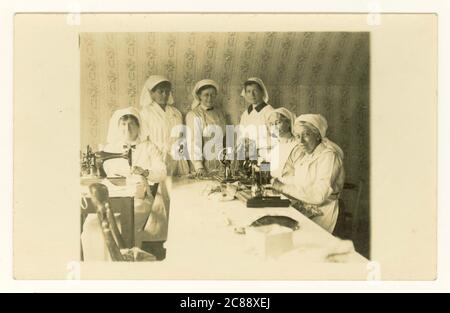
[80,32,370,206]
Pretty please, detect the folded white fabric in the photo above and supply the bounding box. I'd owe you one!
[324,238,355,262]
[277,231,356,263]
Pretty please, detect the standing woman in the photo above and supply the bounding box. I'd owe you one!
[238,77,274,160]
[139,75,190,176]
[266,107,298,180]
[272,114,345,233]
[239,77,274,130]
[186,79,227,176]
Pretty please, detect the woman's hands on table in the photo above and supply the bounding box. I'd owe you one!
[195,167,207,178]
[131,166,149,178]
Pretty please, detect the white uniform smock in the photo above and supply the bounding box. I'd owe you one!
[279,143,345,233]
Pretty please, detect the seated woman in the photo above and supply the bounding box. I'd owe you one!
[81,107,168,261]
[272,114,345,233]
[186,79,227,176]
[266,107,297,180]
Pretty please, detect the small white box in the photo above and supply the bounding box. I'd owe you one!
[245,224,294,259]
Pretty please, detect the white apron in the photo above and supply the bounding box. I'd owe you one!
[186,105,227,172]
[140,102,190,176]
[239,103,274,155]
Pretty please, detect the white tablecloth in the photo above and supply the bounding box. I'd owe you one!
[80,177,371,280]
[166,178,368,266]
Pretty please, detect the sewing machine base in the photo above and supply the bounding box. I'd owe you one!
[236,189,291,208]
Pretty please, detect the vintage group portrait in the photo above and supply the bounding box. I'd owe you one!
[13,13,437,281]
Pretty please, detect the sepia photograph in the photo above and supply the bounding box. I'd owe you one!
[79,32,371,264]
[12,12,438,282]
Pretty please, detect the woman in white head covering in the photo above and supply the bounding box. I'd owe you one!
[272,114,345,233]
[238,77,274,159]
[81,107,170,261]
[102,107,166,180]
[266,107,298,179]
[139,75,190,176]
[186,79,227,176]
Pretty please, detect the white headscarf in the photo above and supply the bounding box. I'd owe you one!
[240,77,270,104]
[267,107,296,134]
[294,114,344,160]
[191,79,220,109]
[139,75,175,108]
[106,107,142,144]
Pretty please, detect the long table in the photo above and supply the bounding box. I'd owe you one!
[79,176,371,279]
[164,177,368,279]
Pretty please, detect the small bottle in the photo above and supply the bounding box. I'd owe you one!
[224,165,230,180]
[250,164,262,198]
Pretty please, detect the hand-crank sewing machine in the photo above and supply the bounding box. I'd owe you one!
[216,141,290,208]
[80,145,133,178]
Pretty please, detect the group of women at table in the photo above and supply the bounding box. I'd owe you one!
[81,75,345,261]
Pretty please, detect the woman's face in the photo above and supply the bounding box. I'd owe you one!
[293,124,321,154]
[268,113,291,137]
[244,83,264,105]
[119,117,140,143]
[150,85,171,106]
[199,87,217,108]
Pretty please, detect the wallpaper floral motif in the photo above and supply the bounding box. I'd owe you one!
[80,32,370,211]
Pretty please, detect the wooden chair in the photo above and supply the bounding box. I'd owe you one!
[89,183,126,261]
[87,183,158,262]
[333,180,363,240]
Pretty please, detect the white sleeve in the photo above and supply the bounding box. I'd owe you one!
[281,152,341,205]
[146,142,167,183]
[278,146,302,183]
[185,111,204,170]
[139,109,150,141]
[263,106,275,123]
